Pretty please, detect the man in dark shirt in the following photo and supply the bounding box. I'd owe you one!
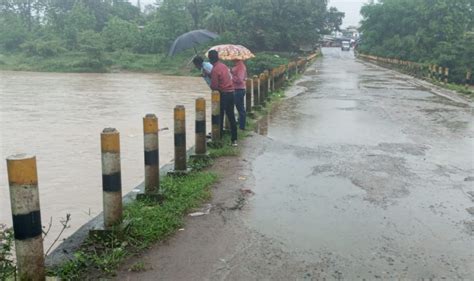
[208,50,238,146]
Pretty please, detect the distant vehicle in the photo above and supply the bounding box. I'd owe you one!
[341,41,350,51]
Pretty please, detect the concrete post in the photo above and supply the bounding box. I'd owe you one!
[265,70,271,97]
[211,90,221,142]
[174,105,186,171]
[466,71,472,88]
[271,69,275,92]
[259,73,266,105]
[143,114,159,194]
[438,66,443,81]
[253,75,260,107]
[279,66,285,89]
[444,68,449,84]
[7,154,45,281]
[101,128,122,229]
[195,98,206,155]
[246,79,252,113]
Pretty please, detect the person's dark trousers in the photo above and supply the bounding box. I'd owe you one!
[220,91,238,142]
[234,89,246,130]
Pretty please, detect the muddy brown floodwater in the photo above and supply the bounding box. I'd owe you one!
[0,71,210,250]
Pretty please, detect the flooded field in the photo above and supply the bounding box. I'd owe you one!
[0,71,210,249]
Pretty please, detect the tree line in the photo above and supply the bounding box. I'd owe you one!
[0,0,344,60]
[358,0,474,83]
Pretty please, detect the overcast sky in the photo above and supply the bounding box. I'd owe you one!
[135,0,369,28]
[329,0,369,27]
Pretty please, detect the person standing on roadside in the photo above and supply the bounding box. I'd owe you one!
[231,60,247,130]
[208,50,238,146]
[192,56,213,87]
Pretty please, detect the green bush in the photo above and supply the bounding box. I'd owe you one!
[0,224,15,280]
[246,52,290,75]
[102,16,140,52]
[20,38,67,57]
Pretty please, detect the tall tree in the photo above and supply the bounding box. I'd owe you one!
[359,0,474,82]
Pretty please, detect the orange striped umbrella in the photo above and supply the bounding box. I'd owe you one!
[206,44,255,60]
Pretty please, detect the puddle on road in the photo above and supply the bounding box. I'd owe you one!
[255,97,408,147]
[247,48,474,279]
[246,149,474,279]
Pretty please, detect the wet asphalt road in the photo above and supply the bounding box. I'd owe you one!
[248,48,474,279]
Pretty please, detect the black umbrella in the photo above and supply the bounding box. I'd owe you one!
[168,29,219,56]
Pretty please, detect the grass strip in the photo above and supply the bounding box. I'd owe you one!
[51,172,217,279]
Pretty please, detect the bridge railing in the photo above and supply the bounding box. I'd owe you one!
[356,52,473,88]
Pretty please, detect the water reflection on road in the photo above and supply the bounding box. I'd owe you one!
[248,48,474,279]
[0,71,210,248]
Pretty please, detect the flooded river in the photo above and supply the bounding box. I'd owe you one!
[0,71,210,249]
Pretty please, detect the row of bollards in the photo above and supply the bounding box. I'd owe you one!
[4,50,322,280]
[5,98,213,280]
[428,65,449,84]
[358,53,473,87]
[241,55,314,113]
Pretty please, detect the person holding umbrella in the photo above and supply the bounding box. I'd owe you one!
[206,44,254,131]
[231,59,247,130]
[208,50,238,146]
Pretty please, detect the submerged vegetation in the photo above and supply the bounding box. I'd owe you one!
[0,0,343,73]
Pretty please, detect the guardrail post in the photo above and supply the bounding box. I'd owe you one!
[210,90,221,144]
[194,98,207,156]
[466,71,472,88]
[259,73,266,106]
[271,69,275,92]
[279,66,285,89]
[7,154,45,281]
[101,128,122,229]
[253,75,260,109]
[173,105,187,173]
[265,70,271,97]
[143,114,159,194]
[246,78,252,113]
[438,66,443,82]
[444,68,449,84]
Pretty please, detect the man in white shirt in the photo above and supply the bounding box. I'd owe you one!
[192,56,213,86]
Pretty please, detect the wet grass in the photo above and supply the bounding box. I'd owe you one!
[431,81,474,98]
[51,172,217,279]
